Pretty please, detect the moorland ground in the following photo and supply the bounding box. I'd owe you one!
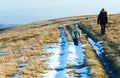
[0,14,120,78]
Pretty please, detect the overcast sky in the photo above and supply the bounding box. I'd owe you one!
[0,0,120,24]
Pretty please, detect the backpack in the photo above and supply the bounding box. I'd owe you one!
[73,30,80,39]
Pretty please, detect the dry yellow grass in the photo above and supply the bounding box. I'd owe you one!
[0,63,18,77]
[0,20,60,77]
[0,14,120,77]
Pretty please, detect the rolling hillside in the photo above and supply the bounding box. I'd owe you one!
[0,14,120,78]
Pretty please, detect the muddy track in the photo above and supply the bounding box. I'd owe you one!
[77,24,118,78]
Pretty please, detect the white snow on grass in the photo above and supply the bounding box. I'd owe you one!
[43,70,57,78]
[43,42,89,78]
[42,26,89,78]
[76,67,89,78]
[44,45,61,69]
[67,42,89,78]
[67,42,85,65]
[43,44,67,78]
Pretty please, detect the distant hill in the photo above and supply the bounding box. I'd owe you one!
[0,24,18,29]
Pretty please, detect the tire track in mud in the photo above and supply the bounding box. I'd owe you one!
[77,23,118,78]
[83,33,118,78]
[43,26,89,78]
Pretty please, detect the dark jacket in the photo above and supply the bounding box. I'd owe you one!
[97,11,108,24]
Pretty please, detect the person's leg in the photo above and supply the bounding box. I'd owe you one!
[75,39,78,46]
[73,38,76,45]
[73,38,78,46]
[100,24,104,35]
[103,24,106,34]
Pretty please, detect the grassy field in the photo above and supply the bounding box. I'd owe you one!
[0,21,60,77]
[0,14,120,78]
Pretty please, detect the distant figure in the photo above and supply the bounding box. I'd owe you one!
[85,16,89,25]
[97,8,108,35]
[86,16,88,21]
[72,23,81,46]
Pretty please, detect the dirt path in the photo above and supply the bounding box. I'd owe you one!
[42,26,89,78]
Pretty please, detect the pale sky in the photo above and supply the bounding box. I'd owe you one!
[0,0,120,24]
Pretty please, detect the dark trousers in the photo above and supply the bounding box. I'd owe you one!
[100,23,106,35]
[73,38,78,46]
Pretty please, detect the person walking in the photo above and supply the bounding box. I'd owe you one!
[72,23,81,46]
[97,8,108,35]
[86,16,89,25]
